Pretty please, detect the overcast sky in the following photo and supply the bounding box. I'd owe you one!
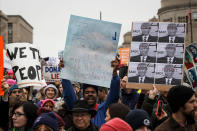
[0,0,161,58]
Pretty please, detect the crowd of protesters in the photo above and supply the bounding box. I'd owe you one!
[0,57,197,131]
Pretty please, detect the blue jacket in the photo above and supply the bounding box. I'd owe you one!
[121,89,139,110]
[62,75,120,127]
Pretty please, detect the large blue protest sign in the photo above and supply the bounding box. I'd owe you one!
[60,15,121,87]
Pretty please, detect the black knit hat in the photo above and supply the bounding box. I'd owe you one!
[69,100,97,118]
[125,109,152,131]
[167,85,195,113]
[82,84,98,94]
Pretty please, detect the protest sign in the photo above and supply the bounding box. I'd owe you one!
[119,48,130,65]
[0,36,4,96]
[43,66,61,82]
[60,15,121,88]
[3,49,12,69]
[127,22,186,91]
[186,43,197,64]
[6,43,42,88]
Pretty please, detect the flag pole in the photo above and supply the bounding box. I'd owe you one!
[189,0,193,43]
[100,11,102,20]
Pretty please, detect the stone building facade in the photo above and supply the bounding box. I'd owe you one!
[120,0,197,48]
[158,0,197,44]
[0,11,33,48]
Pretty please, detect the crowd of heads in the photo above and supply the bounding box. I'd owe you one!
[1,63,197,131]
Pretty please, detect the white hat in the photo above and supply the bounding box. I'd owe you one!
[43,84,58,98]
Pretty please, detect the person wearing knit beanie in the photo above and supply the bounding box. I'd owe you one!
[125,109,152,131]
[41,99,56,111]
[32,112,58,131]
[155,85,197,131]
[43,84,58,99]
[100,118,133,131]
[9,84,19,95]
[167,85,195,113]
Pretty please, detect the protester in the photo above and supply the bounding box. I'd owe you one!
[43,84,58,99]
[72,81,82,100]
[100,118,133,131]
[98,86,108,104]
[36,107,66,131]
[57,84,64,101]
[37,84,58,107]
[61,58,120,127]
[67,100,99,131]
[0,79,10,131]
[141,86,169,129]
[11,101,38,131]
[105,103,130,122]
[32,112,58,131]
[41,99,56,111]
[35,81,47,103]
[55,101,73,130]
[120,76,139,109]
[155,85,197,131]
[125,109,152,131]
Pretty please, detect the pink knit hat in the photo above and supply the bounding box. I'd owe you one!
[100,118,133,131]
[41,99,56,107]
[6,79,16,86]
[7,70,14,75]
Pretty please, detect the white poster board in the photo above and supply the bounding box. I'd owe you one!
[60,15,122,88]
[6,43,42,88]
[43,66,61,82]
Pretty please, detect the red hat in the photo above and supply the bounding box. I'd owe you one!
[100,118,133,131]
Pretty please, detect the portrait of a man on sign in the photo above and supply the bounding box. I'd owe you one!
[188,67,197,88]
[130,42,156,63]
[155,64,182,85]
[159,23,185,43]
[186,43,197,63]
[132,22,158,42]
[157,43,184,64]
[128,62,154,84]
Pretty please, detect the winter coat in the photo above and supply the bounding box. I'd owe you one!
[62,75,120,127]
[67,123,99,131]
[155,117,197,131]
[121,89,139,110]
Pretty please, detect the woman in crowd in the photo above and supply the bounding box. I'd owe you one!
[105,103,130,122]
[11,101,38,131]
[37,84,58,107]
[32,112,59,131]
[41,99,56,111]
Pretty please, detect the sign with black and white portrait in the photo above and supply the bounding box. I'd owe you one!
[128,22,186,90]
[158,23,185,43]
[128,62,155,84]
[155,63,182,85]
[132,22,159,42]
[156,43,184,64]
[130,42,156,63]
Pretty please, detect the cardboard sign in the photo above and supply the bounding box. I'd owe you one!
[0,36,4,96]
[119,48,130,65]
[6,43,42,88]
[127,22,186,91]
[60,15,121,88]
[43,66,61,82]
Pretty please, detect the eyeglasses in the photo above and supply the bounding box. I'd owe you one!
[13,112,25,117]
